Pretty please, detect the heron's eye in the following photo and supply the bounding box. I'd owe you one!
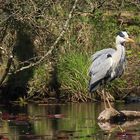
[118,32,125,38]
[107,54,112,58]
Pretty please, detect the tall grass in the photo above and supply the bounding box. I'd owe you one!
[57,51,90,101]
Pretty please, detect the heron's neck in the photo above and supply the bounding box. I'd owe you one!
[113,43,125,64]
[116,44,125,56]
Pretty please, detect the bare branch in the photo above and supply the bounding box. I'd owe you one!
[0,55,13,86]
[12,0,78,74]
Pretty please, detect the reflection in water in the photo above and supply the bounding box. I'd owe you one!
[0,103,140,140]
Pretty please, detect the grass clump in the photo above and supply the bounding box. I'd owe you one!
[57,52,90,102]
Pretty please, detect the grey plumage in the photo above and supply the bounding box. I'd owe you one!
[89,31,134,93]
[89,48,115,76]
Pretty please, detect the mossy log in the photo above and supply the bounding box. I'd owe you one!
[98,108,140,123]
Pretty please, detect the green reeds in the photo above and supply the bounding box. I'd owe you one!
[57,51,90,101]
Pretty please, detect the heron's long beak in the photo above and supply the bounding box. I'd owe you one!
[125,37,135,43]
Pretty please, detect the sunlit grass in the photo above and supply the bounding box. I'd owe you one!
[57,51,90,101]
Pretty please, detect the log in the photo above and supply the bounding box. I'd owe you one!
[98,119,140,132]
[121,110,140,119]
[98,108,140,123]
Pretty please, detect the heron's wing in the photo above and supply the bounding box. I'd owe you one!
[91,48,115,61]
[89,48,115,75]
[89,56,113,92]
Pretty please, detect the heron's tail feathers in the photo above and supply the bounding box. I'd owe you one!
[89,76,101,93]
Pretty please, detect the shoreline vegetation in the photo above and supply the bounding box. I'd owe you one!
[0,0,140,103]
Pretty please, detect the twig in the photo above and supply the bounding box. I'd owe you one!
[12,0,78,74]
[0,39,16,86]
[0,47,6,53]
[0,55,13,86]
[92,0,106,13]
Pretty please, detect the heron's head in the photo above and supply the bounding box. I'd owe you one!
[116,31,134,45]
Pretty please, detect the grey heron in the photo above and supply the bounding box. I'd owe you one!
[89,31,134,109]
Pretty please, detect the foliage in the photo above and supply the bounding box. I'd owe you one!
[27,63,50,99]
[0,0,140,102]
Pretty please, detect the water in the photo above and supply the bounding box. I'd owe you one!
[0,102,140,140]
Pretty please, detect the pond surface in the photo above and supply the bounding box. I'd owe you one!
[0,102,140,140]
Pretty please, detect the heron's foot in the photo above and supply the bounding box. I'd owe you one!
[109,106,120,114]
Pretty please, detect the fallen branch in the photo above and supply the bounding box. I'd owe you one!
[12,0,78,74]
[98,108,140,123]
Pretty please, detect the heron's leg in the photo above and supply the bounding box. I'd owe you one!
[106,93,120,114]
[106,92,115,109]
[106,95,113,109]
[102,89,107,109]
